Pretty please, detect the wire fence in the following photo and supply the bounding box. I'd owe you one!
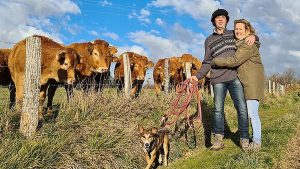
[0,71,287,107]
[0,38,288,109]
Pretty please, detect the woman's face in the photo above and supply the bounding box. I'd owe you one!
[234,23,250,40]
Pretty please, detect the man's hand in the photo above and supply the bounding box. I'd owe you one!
[190,76,198,83]
[245,35,255,45]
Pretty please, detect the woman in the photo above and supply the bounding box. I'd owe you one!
[212,19,264,150]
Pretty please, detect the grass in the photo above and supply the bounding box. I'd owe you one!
[165,92,300,169]
[0,87,299,169]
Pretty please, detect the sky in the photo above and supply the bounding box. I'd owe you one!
[1,0,300,80]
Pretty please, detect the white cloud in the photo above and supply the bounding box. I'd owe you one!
[129,31,183,60]
[150,29,160,35]
[102,32,119,40]
[90,31,99,36]
[116,45,148,57]
[155,18,165,26]
[149,0,300,76]
[288,50,300,58]
[129,8,151,25]
[128,23,206,62]
[0,0,80,47]
[149,0,221,20]
[99,0,112,7]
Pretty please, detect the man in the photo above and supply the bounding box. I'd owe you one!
[190,9,255,150]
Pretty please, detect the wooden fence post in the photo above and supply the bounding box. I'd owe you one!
[268,80,271,94]
[20,36,41,137]
[185,62,192,79]
[280,85,285,95]
[123,53,132,98]
[164,59,169,94]
[272,81,276,95]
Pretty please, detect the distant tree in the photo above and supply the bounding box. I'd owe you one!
[269,73,280,82]
[268,68,298,86]
[279,68,297,85]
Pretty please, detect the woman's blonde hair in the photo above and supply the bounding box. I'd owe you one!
[234,19,256,35]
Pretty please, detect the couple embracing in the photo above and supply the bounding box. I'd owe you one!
[191,9,264,151]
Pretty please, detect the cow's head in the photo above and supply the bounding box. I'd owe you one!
[129,54,154,81]
[56,48,80,84]
[181,54,202,76]
[90,40,118,73]
[154,59,165,80]
[168,57,183,77]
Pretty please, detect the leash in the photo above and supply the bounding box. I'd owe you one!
[160,79,202,129]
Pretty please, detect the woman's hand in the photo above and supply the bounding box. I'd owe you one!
[245,35,256,45]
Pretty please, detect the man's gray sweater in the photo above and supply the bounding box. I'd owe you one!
[196,30,238,84]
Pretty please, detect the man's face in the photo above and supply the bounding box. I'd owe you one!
[215,15,227,29]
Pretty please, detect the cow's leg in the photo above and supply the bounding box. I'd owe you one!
[39,83,49,121]
[8,83,16,109]
[64,84,74,102]
[14,74,24,111]
[155,82,162,96]
[136,80,144,97]
[130,86,138,98]
[130,80,138,98]
[95,73,107,92]
[116,79,124,93]
[47,84,58,110]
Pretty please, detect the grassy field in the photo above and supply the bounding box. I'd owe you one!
[0,86,299,169]
[166,93,300,169]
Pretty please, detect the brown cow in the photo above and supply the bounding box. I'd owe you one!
[8,35,80,119]
[89,40,118,92]
[114,52,154,97]
[180,53,205,87]
[46,39,118,109]
[153,57,183,95]
[0,48,15,108]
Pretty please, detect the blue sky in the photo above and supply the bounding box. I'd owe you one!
[1,0,300,79]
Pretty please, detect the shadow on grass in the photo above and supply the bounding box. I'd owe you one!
[165,99,216,149]
[34,103,62,130]
[43,103,61,123]
[200,100,240,148]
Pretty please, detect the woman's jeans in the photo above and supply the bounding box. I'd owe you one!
[246,100,261,144]
[213,79,249,139]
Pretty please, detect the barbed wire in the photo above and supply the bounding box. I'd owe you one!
[0,41,16,45]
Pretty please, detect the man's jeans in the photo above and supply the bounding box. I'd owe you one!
[213,79,249,139]
[246,100,261,143]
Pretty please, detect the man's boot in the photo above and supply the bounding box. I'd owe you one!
[240,138,249,150]
[210,134,224,150]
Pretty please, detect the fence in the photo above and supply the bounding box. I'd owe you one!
[267,80,286,95]
[0,49,290,108]
[0,36,293,136]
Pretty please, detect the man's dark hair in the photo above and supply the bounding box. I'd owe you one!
[211,9,229,27]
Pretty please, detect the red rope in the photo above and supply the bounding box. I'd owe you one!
[161,79,202,128]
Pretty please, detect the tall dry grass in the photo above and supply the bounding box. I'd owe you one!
[0,87,298,169]
[0,88,211,168]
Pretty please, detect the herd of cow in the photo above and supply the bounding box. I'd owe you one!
[0,35,206,120]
